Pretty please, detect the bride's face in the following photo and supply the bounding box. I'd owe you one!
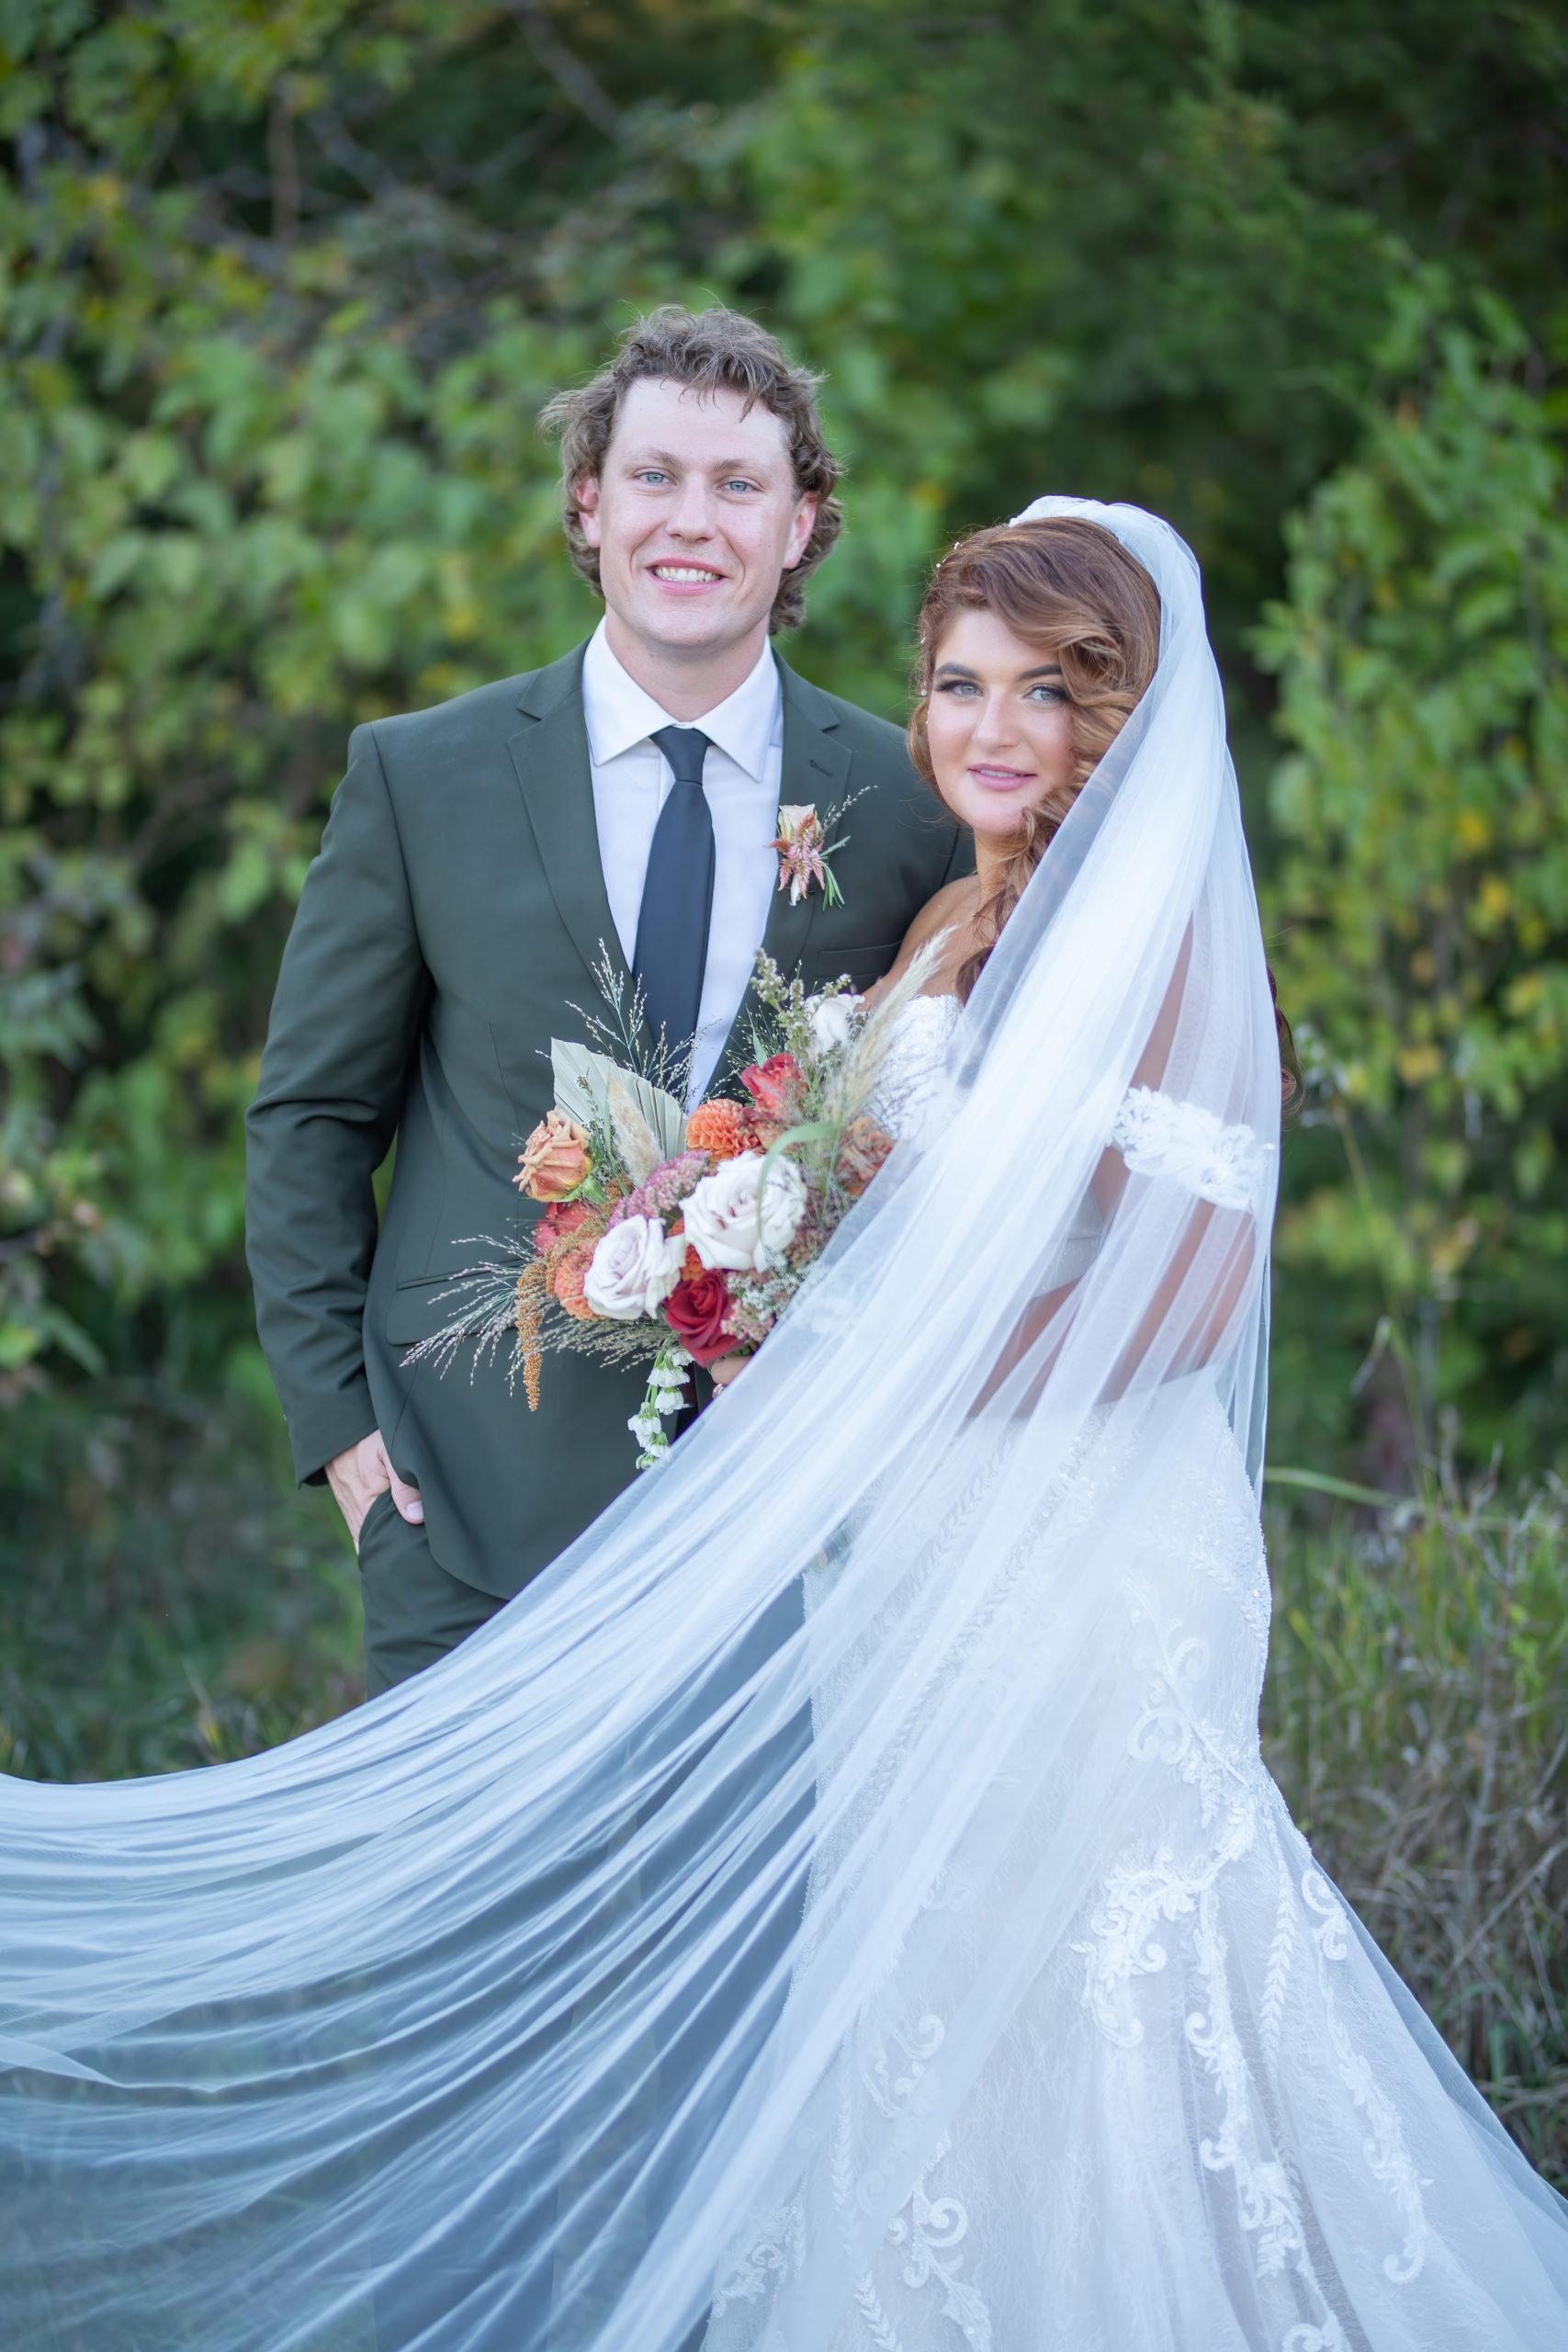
[924,607,1076,844]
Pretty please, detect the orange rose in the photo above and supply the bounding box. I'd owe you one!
[516,1108,592,1201]
[684,1098,756,1164]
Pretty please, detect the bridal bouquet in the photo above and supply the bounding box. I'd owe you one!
[413,949,928,1465]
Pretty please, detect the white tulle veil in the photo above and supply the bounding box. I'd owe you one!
[4,501,1565,2351]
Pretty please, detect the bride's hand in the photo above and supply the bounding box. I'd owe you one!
[708,1351,749,1388]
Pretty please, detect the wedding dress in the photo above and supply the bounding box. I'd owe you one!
[709,1003,1475,2352]
[3,501,1564,2352]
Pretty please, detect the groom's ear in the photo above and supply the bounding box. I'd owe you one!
[781,493,818,573]
[576,473,604,550]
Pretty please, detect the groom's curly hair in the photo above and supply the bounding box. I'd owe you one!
[539,306,844,633]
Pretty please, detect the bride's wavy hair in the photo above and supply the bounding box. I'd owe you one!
[910,514,1302,1106]
[909,515,1162,1001]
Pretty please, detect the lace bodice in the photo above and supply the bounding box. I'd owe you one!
[867,992,963,1145]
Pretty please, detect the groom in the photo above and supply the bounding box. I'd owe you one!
[246,304,965,1695]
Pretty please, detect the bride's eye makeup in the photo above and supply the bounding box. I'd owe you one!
[931,667,1067,703]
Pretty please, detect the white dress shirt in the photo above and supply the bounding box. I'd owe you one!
[581,618,783,1103]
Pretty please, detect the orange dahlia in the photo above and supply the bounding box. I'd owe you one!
[684,1098,755,1163]
[552,1238,601,1321]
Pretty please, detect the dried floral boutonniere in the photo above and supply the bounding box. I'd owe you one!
[771,789,867,909]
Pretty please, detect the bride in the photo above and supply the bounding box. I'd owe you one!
[3,500,1565,2352]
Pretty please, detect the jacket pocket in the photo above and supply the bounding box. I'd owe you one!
[384,1270,479,1349]
[809,940,902,989]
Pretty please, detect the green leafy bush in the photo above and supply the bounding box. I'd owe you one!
[1258,296,1568,1476]
[3,0,1560,1430]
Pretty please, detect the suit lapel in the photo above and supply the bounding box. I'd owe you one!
[506,645,631,998]
[714,656,851,1080]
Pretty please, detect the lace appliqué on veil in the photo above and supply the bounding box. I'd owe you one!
[1111,1087,1273,1212]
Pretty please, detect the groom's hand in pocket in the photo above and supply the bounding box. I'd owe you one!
[326,1429,424,1550]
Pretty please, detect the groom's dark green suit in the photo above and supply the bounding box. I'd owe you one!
[246,639,964,1685]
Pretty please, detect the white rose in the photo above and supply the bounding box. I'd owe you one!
[582,1216,684,1321]
[805,989,862,1056]
[683,1150,807,1274]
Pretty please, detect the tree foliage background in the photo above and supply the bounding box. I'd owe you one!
[2,0,1568,2169]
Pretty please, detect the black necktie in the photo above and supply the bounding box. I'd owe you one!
[632,726,716,1057]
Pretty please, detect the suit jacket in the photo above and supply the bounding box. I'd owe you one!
[245,640,967,1600]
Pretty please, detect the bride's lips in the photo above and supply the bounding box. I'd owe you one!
[967,763,1035,790]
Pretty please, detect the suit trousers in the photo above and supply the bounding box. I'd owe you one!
[356,1488,505,1696]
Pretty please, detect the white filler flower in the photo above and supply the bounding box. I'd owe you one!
[583,1216,685,1320]
[683,1151,807,1274]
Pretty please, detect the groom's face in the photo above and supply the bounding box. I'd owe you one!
[576,378,817,663]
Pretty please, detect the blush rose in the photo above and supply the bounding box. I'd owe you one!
[682,1151,807,1274]
[582,1216,684,1320]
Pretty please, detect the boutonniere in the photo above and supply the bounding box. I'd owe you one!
[771,789,867,909]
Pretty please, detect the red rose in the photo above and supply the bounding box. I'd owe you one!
[536,1197,593,1253]
[740,1052,806,1128]
[665,1266,736,1364]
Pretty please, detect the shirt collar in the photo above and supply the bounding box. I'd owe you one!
[581,618,782,782]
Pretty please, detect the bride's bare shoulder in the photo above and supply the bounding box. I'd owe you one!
[866,876,978,1001]
[901,876,976,946]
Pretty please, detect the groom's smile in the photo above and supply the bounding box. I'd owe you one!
[575,374,818,709]
[649,560,728,587]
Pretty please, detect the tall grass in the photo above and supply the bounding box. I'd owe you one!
[0,1383,361,1781]
[1262,1475,1568,2187]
